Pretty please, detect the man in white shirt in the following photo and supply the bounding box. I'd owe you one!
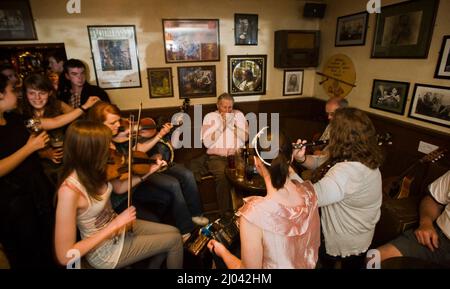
[376,170,450,266]
[201,93,248,214]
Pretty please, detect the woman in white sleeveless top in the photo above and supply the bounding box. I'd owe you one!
[54,120,183,269]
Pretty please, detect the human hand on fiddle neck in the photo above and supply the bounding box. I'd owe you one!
[292,139,307,163]
[158,123,173,138]
[146,159,167,176]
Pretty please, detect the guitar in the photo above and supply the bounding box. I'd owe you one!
[385,147,447,199]
[149,98,190,169]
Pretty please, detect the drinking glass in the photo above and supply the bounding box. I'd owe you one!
[50,133,64,149]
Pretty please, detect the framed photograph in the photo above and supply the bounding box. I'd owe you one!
[283,70,303,96]
[408,84,450,128]
[370,79,410,115]
[177,65,216,99]
[0,0,37,41]
[87,25,141,89]
[335,12,368,47]
[371,0,439,58]
[234,14,258,45]
[228,55,267,96]
[162,19,220,63]
[434,35,450,79]
[147,67,173,98]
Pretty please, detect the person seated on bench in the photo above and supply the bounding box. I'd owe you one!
[201,93,248,214]
[54,120,183,269]
[375,170,450,267]
[88,102,208,242]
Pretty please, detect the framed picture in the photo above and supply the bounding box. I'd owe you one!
[434,35,450,79]
[87,25,141,89]
[177,65,216,99]
[408,84,450,128]
[147,67,173,98]
[370,79,410,115]
[162,19,220,63]
[283,70,303,96]
[0,0,37,41]
[335,12,368,47]
[234,14,258,45]
[228,55,267,96]
[371,0,439,58]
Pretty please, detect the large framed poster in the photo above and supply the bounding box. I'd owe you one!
[87,25,142,89]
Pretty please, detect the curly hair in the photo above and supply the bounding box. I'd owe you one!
[328,107,383,169]
[21,73,62,119]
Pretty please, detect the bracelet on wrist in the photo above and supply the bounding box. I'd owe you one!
[78,105,87,113]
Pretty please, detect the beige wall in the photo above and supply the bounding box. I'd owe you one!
[318,0,450,134]
[8,0,321,109]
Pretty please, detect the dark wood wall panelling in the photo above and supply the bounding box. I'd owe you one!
[123,97,450,181]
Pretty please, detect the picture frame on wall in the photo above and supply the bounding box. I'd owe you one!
[283,70,303,96]
[234,14,258,45]
[177,65,216,99]
[408,83,450,128]
[371,0,439,58]
[87,25,141,89]
[0,0,37,41]
[162,19,220,63]
[434,35,450,79]
[335,11,369,47]
[147,67,173,98]
[370,79,410,115]
[228,55,267,96]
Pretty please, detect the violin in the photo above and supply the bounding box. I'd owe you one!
[114,118,183,143]
[114,117,158,142]
[106,149,158,181]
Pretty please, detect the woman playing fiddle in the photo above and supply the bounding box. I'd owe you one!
[88,101,208,241]
[54,120,183,269]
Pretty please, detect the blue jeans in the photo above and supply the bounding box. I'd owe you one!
[145,163,204,234]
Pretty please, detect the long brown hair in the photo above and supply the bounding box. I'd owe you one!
[328,107,383,169]
[87,101,121,123]
[58,120,112,201]
[21,73,62,118]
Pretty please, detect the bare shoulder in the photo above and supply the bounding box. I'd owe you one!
[57,183,84,210]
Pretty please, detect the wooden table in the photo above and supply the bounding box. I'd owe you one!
[225,167,266,209]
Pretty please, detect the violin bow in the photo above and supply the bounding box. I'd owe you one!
[135,102,143,147]
[127,114,134,208]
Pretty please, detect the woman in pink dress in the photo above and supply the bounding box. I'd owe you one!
[207,133,320,269]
